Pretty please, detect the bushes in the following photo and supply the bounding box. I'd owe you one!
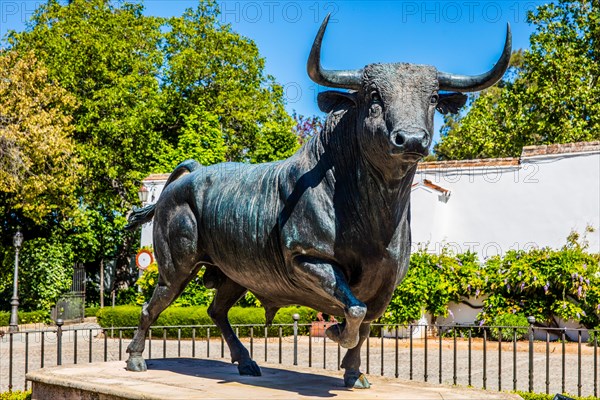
[96,305,317,338]
[0,310,50,326]
[489,313,529,341]
[380,239,599,328]
[480,245,600,327]
[381,249,482,324]
[85,306,99,317]
[135,262,214,307]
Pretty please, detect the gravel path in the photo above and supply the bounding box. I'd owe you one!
[1,322,598,397]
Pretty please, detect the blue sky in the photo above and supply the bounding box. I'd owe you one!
[0,0,547,143]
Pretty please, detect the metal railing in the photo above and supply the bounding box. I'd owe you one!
[1,319,598,397]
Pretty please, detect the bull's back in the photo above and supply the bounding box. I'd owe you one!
[182,162,294,289]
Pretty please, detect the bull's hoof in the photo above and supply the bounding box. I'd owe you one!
[238,359,262,376]
[325,323,359,349]
[344,372,370,389]
[126,353,147,372]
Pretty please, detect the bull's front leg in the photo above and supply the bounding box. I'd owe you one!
[340,322,372,388]
[295,256,366,349]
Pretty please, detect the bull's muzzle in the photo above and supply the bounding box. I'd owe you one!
[390,130,430,157]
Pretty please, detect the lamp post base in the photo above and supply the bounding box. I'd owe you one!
[9,297,19,332]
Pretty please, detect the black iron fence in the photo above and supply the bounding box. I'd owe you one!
[1,320,598,397]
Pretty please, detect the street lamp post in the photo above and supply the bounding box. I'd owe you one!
[9,229,24,333]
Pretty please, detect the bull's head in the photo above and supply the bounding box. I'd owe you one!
[308,15,511,169]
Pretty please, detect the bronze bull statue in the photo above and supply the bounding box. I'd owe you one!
[125,15,511,388]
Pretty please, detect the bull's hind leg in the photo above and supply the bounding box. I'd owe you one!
[295,257,366,349]
[340,322,372,388]
[126,210,200,371]
[208,275,261,376]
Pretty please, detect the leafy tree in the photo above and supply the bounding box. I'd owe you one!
[160,1,298,165]
[156,104,226,171]
[8,0,166,211]
[435,0,600,160]
[0,50,79,224]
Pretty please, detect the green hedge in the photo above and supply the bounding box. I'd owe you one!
[96,305,317,338]
[85,306,100,317]
[0,310,50,327]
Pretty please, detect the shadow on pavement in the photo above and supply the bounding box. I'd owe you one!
[147,358,351,398]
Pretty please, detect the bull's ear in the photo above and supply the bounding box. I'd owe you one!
[436,92,468,114]
[317,90,357,113]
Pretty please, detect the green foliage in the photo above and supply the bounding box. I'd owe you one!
[0,310,50,326]
[156,105,226,171]
[0,390,31,400]
[96,304,316,338]
[479,244,600,327]
[9,0,165,212]
[436,1,600,159]
[0,237,73,311]
[0,50,79,224]
[135,262,215,307]
[381,249,482,324]
[85,307,99,317]
[587,328,599,345]
[160,1,298,163]
[382,233,599,328]
[489,313,529,341]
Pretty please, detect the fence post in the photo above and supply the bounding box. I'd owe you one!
[527,316,535,392]
[56,318,64,366]
[293,313,299,366]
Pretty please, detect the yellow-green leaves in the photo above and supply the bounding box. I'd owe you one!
[0,50,79,223]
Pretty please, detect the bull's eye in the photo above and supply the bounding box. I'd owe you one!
[430,94,439,105]
[369,91,383,118]
[370,91,382,104]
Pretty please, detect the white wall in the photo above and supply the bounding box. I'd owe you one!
[139,178,167,248]
[412,149,600,259]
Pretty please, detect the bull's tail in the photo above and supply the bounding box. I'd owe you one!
[125,159,202,231]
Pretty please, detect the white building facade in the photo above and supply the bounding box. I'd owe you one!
[411,141,600,258]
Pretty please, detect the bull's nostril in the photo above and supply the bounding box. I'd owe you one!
[394,133,404,146]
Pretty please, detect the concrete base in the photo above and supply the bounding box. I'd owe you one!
[27,358,523,400]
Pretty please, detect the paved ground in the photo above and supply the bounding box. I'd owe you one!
[27,359,522,400]
[2,321,599,398]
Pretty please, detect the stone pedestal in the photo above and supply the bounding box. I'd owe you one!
[27,358,522,400]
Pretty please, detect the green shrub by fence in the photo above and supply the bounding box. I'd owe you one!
[85,306,99,317]
[489,313,529,341]
[96,305,317,338]
[0,310,50,327]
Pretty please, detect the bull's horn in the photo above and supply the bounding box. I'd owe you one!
[307,14,362,90]
[438,23,512,92]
